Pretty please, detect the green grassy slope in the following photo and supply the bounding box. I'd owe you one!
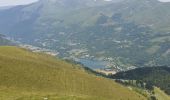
[154,87,170,100]
[0,46,146,100]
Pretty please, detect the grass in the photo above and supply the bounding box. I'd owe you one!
[154,87,170,100]
[0,46,147,100]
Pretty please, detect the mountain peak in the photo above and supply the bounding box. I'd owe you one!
[38,0,116,8]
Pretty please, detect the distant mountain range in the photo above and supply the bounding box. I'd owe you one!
[0,0,169,70]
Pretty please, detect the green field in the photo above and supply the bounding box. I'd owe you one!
[0,46,146,100]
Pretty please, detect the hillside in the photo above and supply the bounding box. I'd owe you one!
[0,0,169,70]
[0,46,146,100]
[112,66,170,95]
[154,87,170,100]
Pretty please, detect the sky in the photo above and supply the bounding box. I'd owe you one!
[159,0,170,2]
[160,0,170,2]
[0,0,170,7]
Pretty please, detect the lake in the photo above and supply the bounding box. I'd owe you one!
[76,59,107,69]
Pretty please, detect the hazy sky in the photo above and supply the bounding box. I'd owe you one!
[0,0,170,7]
[160,0,170,2]
[159,0,170,2]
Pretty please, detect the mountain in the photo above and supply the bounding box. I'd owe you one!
[0,0,169,70]
[0,34,13,45]
[112,66,170,95]
[0,46,146,100]
[0,6,14,10]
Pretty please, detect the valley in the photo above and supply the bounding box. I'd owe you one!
[0,0,170,99]
[19,43,120,74]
